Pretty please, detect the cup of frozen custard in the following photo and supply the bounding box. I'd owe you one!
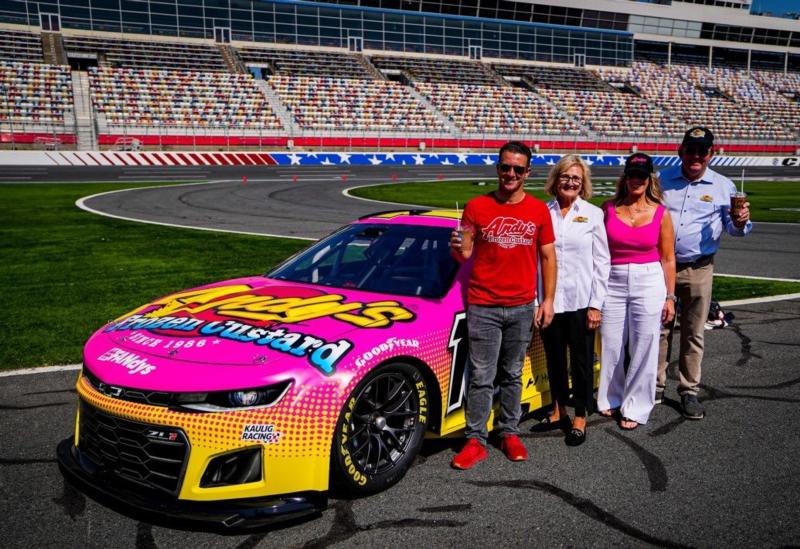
[730,191,746,218]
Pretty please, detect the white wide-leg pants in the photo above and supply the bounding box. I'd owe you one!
[598,262,666,424]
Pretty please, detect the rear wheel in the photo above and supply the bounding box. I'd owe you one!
[331,362,428,496]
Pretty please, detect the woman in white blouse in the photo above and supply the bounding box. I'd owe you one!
[532,155,611,446]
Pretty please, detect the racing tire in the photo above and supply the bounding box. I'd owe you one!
[331,362,428,496]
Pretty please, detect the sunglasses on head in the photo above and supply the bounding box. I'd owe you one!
[497,163,528,175]
[684,146,710,157]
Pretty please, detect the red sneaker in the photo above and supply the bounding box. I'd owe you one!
[500,434,528,462]
[451,439,488,470]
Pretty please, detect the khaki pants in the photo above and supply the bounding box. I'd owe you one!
[658,261,714,396]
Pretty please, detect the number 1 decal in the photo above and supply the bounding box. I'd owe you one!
[446,312,468,414]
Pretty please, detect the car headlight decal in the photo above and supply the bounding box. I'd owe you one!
[82,365,293,412]
[173,380,293,412]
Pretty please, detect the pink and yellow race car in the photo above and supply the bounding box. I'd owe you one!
[57,209,578,528]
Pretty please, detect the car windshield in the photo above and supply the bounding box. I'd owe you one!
[268,223,459,298]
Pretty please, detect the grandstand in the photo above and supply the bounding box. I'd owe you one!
[0,0,798,153]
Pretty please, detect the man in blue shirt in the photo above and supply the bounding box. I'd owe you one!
[657,127,752,419]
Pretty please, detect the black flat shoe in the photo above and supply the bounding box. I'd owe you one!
[565,428,586,446]
[531,415,570,433]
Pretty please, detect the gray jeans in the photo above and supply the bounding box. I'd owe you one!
[465,302,535,444]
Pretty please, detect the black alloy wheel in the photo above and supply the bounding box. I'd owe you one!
[331,362,427,496]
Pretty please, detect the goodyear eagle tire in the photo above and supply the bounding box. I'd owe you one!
[331,362,428,496]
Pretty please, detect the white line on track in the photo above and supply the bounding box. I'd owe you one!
[75,179,315,241]
[751,221,800,226]
[115,176,203,181]
[341,179,459,210]
[0,364,81,377]
[715,273,799,282]
[721,293,800,306]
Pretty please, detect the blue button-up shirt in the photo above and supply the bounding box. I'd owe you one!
[659,165,752,263]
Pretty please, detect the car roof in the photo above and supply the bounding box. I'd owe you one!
[357,209,459,229]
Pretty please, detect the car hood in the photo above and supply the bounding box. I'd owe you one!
[84,276,428,392]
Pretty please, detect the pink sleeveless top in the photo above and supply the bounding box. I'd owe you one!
[604,202,664,265]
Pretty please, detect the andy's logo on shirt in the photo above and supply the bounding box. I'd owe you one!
[482,217,537,248]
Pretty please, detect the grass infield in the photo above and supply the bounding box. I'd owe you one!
[1,180,798,370]
[0,183,305,369]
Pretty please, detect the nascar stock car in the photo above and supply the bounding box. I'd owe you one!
[57,209,598,528]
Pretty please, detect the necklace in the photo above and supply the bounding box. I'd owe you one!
[619,203,650,225]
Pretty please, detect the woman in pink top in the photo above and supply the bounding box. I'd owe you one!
[598,153,676,430]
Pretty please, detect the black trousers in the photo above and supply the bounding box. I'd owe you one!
[540,308,596,417]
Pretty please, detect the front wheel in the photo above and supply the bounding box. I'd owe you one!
[331,362,428,496]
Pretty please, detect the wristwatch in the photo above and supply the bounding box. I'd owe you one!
[665,294,677,302]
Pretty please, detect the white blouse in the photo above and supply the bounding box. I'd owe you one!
[539,197,610,314]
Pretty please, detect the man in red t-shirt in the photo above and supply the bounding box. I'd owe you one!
[450,141,557,470]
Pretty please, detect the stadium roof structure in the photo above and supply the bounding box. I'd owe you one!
[2,1,798,71]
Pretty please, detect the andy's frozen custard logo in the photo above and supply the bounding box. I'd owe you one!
[121,284,415,329]
[482,216,537,248]
[103,285,416,375]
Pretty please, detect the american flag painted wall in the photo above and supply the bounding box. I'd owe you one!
[0,151,796,167]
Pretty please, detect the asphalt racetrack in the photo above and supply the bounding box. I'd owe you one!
[1,164,799,548]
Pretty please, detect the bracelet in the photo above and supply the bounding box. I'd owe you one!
[665,294,677,302]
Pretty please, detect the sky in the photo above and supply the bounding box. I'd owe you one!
[750,0,799,17]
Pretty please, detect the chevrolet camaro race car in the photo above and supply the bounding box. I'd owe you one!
[57,209,594,528]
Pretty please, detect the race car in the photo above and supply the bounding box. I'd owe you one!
[57,209,594,528]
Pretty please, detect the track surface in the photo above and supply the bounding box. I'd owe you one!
[1,164,799,548]
[75,164,800,278]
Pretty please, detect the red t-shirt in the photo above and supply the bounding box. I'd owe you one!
[462,192,555,306]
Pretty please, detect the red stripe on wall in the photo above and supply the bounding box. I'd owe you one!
[58,152,76,166]
[71,153,88,166]
[213,153,231,165]
[245,153,266,165]
[233,153,255,165]
[112,153,131,166]
[176,153,194,165]
[189,153,207,165]
[257,153,277,165]
[100,152,117,165]
[85,152,103,166]
[125,153,142,166]
[152,153,169,165]
[163,153,181,165]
